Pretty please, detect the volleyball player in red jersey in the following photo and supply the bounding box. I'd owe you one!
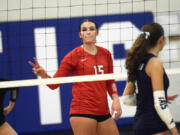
[29,19,122,135]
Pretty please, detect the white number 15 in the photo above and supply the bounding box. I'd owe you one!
[94,65,104,74]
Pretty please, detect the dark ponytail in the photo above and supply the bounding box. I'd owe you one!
[125,23,164,82]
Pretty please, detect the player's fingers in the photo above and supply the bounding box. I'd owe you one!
[28,61,35,67]
[111,109,114,115]
[115,111,121,120]
[172,94,178,98]
[33,57,40,66]
[167,100,171,103]
[168,94,178,100]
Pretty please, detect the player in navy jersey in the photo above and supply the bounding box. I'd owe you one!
[0,78,19,135]
[122,23,179,135]
[29,19,122,135]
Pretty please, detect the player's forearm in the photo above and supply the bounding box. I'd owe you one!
[170,127,179,135]
[154,91,176,129]
[8,101,15,109]
[39,71,49,78]
[112,94,119,101]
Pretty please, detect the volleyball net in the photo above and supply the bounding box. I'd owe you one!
[0,68,180,89]
[0,1,180,90]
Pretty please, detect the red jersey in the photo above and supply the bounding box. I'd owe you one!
[47,46,118,115]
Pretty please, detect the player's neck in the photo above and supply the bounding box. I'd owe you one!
[82,44,97,55]
[148,43,162,56]
[148,48,159,56]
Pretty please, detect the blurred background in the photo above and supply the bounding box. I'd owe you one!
[0,0,180,134]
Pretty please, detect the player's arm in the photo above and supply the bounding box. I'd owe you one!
[28,55,74,79]
[10,87,19,102]
[106,52,119,97]
[4,86,19,115]
[47,53,76,89]
[122,82,136,106]
[111,92,122,120]
[147,57,178,134]
[29,52,76,90]
[108,83,122,120]
[3,101,15,115]
[106,52,122,119]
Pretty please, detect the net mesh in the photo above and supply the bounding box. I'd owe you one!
[0,0,180,79]
[0,0,180,133]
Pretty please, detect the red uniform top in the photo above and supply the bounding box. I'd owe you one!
[47,46,118,115]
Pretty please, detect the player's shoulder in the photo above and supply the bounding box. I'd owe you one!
[70,46,82,53]
[97,46,111,55]
[65,46,83,57]
[149,57,162,66]
[148,56,163,71]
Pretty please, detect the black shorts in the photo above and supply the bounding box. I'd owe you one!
[133,113,168,135]
[69,114,111,122]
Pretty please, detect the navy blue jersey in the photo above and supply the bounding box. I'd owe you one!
[0,78,19,126]
[133,54,169,135]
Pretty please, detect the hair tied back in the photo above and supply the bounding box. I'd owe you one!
[140,31,150,39]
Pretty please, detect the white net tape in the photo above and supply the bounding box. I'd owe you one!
[0,68,180,89]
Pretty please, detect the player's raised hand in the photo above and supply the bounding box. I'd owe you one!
[28,57,48,78]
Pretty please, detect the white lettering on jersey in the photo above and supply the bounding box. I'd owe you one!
[94,65,104,74]
[138,63,144,71]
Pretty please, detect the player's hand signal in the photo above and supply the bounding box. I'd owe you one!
[28,57,48,78]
